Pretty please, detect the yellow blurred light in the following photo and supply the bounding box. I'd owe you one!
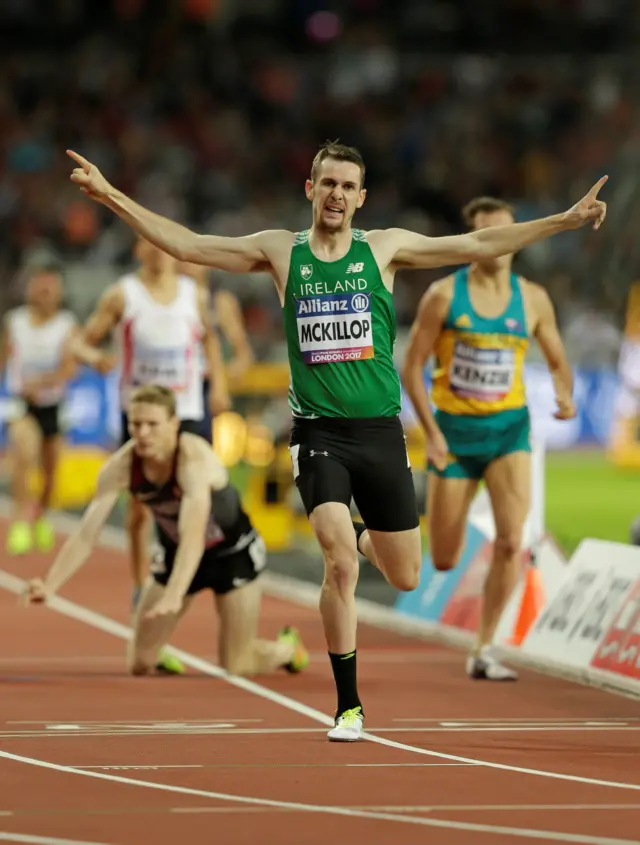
[243,422,276,468]
[213,412,247,467]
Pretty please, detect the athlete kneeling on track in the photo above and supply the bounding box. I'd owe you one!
[23,384,309,678]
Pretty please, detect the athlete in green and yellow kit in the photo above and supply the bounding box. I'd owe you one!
[403,197,577,682]
[67,140,607,741]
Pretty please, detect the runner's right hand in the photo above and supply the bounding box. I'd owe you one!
[94,352,118,374]
[427,427,449,472]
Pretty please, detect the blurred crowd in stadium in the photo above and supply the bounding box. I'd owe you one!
[1,0,637,371]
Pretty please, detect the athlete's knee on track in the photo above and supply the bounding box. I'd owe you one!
[126,640,154,676]
[221,651,254,677]
[127,654,154,676]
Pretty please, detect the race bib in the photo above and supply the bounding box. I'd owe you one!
[131,345,190,390]
[296,293,374,365]
[449,341,514,402]
[130,314,192,390]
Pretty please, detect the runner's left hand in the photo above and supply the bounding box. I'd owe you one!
[145,593,182,619]
[563,176,608,231]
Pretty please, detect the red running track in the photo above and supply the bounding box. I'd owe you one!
[0,521,639,845]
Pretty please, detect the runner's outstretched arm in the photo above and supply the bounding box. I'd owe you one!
[23,450,130,603]
[386,177,608,270]
[66,151,286,273]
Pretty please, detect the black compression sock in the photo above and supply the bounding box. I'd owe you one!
[352,521,367,556]
[328,650,363,718]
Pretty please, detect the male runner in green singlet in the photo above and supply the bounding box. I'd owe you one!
[66,142,607,741]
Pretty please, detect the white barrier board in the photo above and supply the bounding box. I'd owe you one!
[522,539,640,688]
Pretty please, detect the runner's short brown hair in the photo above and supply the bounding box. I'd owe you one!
[462,197,515,228]
[310,140,366,187]
[129,385,176,417]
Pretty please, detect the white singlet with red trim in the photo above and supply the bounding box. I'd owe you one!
[117,274,205,419]
[5,307,76,406]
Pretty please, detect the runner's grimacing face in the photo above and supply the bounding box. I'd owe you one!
[306,159,366,233]
[129,403,179,459]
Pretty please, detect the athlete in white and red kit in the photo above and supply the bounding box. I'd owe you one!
[70,238,231,614]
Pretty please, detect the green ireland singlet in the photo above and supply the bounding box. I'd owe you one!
[283,229,401,419]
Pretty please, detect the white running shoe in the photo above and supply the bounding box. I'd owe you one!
[466,646,518,681]
[327,707,364,742]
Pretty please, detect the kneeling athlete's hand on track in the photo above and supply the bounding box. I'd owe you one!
[23,578,48,605]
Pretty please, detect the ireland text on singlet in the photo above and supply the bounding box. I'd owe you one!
[283,230,401,418]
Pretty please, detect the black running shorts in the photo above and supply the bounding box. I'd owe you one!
[151,531,266,596]
[289,415,419,533]
[26,402,62,440]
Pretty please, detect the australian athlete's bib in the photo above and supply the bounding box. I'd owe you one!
[449,341,515,402]
[295,292,374,365]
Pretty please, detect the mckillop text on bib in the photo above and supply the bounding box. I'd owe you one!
[295,291,374,365]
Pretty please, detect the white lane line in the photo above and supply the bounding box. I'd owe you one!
[1,568,639,794]
[394,718,638,724]
[8,720,263,725]
[76,765,205,771]
[359,803,640,813]
[4,725,639,739]
[170,807,273,814]
[169,802,640,814]
[0,749,636,845]
[0,835,112,845]
[77,763,465,769]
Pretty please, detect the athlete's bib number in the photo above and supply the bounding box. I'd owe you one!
[131,348,189,390]
[449,341,514,402]
[296,293,374,365]
[131,316,191,390]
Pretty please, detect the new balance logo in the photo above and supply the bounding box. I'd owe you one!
[346,262,364,274]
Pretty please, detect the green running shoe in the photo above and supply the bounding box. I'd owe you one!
[6,521,32,555]
[278,626,309,673]
[34,517,55,553]
[155,651,185,675]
